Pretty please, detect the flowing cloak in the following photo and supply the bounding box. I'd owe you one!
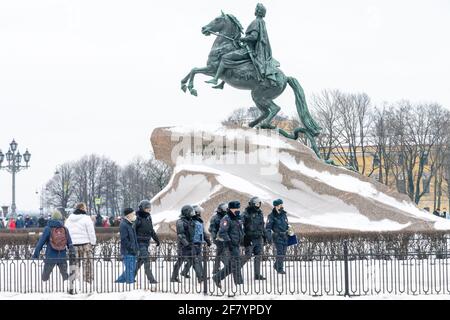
[245,17,280,80]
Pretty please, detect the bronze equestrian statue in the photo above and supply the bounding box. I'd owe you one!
[181,4,323,158]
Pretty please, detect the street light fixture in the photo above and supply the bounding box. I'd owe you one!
[10,139,17,152]
[0,139,32,216]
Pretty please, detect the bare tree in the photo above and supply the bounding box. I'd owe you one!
[45,163,76,216]
[387,101,450,204]
[222,107,251,127]
[312,90,344,160]
[45,153,173,215]
[312,90,373,173]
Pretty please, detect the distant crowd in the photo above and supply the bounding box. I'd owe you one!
[0,214,47,229]
[0,212,123,230]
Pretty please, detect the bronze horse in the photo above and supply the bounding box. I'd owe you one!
[181,12,322,158]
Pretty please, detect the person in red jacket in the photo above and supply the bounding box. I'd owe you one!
[8,218,16,230]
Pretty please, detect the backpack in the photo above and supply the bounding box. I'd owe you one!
[50,227,68,251]
[192,220,204,244]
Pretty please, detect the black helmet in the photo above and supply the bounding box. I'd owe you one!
[181,205,195,218]
[217,202,228,213]
[249,196,262,208]
[138,199,152,211]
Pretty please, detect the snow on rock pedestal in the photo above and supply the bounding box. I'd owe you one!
[150,126,450,235]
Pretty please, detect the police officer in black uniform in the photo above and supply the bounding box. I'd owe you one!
[266,199,289,274]
[180,205,211,281]
[241,196,266,280]
[208,202,228,274]
[170,205,197,282]
[134,200,160,284]
[212,201,245,288]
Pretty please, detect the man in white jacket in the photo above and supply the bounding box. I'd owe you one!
[65,202,96,287]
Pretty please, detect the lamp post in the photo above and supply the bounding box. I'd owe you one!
[0,139,31,216]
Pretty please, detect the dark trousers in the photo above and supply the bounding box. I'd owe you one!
[242,237,263,276]
[135,243,156,282]
[214,245,243,284]
[212,241,227,274]
[181,243,204,279]
[42,261,69,281]
[274,242,288,272]
[171,245,193,279]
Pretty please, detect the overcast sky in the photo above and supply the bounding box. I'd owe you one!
[0,0,449,211]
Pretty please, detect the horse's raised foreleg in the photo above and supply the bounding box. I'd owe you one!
[181,66,214,96]
[259,100,281,129]
[181,72,192,93]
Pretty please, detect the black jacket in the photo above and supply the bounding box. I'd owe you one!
[243,206,265,239]
[37,217,47,228]
[176,216,195,248]
[208,211,226,241]
[134,210,159,244]
[95,214,103,227]
[119,218,139,256]
[266,208,289,244]
[218,210,245,247]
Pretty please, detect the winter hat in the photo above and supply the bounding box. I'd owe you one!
[122,208,135,217]
[51,210,63,221]
[273,199,283,207]
[228,201,241,209]
[138,199,152,211]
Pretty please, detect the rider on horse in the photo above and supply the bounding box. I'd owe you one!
[205,3,280,87]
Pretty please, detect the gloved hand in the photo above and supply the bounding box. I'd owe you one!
[206,239,212,247]
[155,239,161,247]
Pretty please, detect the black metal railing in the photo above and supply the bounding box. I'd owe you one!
[2,244,450,297]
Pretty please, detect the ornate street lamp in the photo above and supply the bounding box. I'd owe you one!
[0,139,32,216]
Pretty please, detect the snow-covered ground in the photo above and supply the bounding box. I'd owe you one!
[1,291,449,300]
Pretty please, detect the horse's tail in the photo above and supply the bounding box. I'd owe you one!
[287,76,322,137]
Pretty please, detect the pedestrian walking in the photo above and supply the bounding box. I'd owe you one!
[134,200,160,284]
[115,208,139,284]
[32,210,75,284]
[266,199,289,274]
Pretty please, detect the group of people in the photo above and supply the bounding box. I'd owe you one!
[432,208,450,219]
[32,203,97,294]
[0,213,48,229]
[32,196,294,291]
[95,213,121,228]
[168,197,293,288]
[32,201,160,292]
